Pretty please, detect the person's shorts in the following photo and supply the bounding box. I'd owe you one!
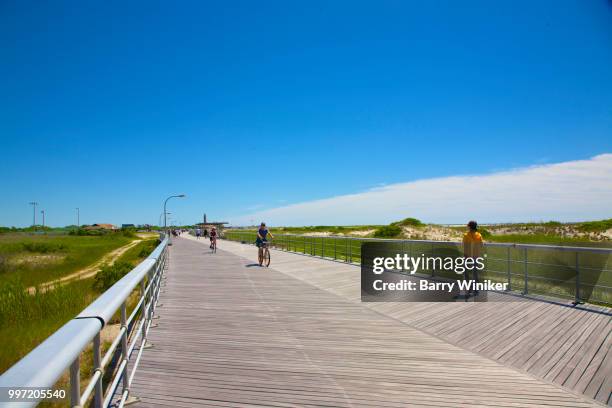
[256,239,267,248]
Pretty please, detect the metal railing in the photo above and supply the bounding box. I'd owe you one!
[0,236,168,408]
[224,231,612,305]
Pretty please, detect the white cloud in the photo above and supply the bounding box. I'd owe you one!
[230,154,612,226]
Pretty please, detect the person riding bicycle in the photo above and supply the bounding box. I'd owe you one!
[209,227,217,249]
[256,222,273,261]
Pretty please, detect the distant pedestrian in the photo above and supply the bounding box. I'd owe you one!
[196,228,201,239]
[203,228,209,238]
[463,220,484,294]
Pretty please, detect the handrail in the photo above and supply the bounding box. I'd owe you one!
[0,236,169,408]
[245,232,612,253]
[225,231,612,305]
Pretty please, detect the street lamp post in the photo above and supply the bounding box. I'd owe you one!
[163,194,186,242]
[159,212,171,228]
[29,202,38,227]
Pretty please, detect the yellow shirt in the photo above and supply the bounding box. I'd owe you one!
[463,231,483,258]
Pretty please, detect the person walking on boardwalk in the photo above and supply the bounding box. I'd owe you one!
[463,220,484,295]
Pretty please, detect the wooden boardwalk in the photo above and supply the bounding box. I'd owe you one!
[130,237,607,407]
[215,237,612,406]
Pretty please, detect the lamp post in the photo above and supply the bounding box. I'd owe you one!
[29,202,38,227]
[163,194,186,241]
[41,210,45,228]
[159,212,171,228]
[76,208,80,228]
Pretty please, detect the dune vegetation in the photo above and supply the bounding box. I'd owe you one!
[0,233,159,374]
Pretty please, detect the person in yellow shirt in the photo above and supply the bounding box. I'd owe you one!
[463,220,484,294]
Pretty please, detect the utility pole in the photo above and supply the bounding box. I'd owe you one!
[29,202,38,227]
[76,208,80,228]
[41,210,45,228]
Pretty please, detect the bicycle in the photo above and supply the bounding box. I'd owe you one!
[258,240,271,267]
[210,237,217,254]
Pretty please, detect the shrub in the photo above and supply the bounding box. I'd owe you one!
[0,256,7,273]
[392,217,424,227]
[21,242,67,253]
[479,228,492,239]
[138,240,158,258]
[578,219,612,233]
[120,228,137,238]
[69,228,105,236]
[373,225,402,238]
[92,261,134,292]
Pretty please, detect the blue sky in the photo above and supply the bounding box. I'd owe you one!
[1,1,611,227]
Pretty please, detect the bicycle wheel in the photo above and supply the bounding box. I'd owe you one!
[264,248,271,267]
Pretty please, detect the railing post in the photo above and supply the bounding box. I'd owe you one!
[348,239,352,263]
[141,279,148,338]
[93,333,103,408]
[431,243,435,277]
[523,248,528,295]
[303,236,306,254]
[322,237,325,258]
[345,238,348,262]
[70,357,80,408]
[120,302,130,392]
[334,238,337,260]
[575,252,581,304]
[506,246,511,291]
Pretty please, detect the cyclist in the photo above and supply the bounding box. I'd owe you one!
[209,227,217,249]
[256,222,273,264]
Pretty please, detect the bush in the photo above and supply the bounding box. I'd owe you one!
[578,219,612,233]
[69,228,105,236]
[138,240,158,258]
[21,242,67,253]
[373,225,402,238]
[92,261,134,292]
[392,217,424,227]
[479,228,492,239]
[120,229,137,238]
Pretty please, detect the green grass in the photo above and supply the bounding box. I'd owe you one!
[0,277,97,372]
[0,237,160,376]
[0,233,133,287]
